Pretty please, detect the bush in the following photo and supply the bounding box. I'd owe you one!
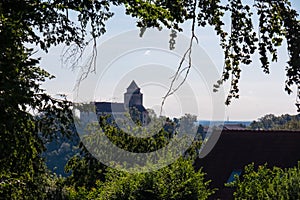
[67,158,214,200]
[229,163,300,200]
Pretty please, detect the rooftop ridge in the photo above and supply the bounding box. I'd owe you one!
[221,129,300,133]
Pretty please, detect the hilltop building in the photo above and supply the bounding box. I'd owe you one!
[95,80,148,125]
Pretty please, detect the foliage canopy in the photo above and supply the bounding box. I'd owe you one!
[1,0,300,199]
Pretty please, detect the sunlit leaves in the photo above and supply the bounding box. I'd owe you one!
[229,163,300,199]
[67,158,214,200]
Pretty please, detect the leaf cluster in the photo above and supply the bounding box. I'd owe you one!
[66,158,214,200]
[229,162,300,200]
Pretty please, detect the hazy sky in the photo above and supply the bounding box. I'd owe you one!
[39,1,300,121]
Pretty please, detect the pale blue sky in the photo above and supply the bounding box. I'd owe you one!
[39,1,300,121]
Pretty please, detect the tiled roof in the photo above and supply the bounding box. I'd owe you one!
[222,124,246,130]
[195,129,300,199]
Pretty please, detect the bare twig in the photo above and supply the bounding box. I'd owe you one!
[73,37,97,91]
[160,0,198,116]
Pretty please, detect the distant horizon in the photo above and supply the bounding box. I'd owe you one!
[197,120,252,127]
[72,100,297,122]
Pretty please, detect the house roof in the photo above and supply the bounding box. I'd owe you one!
[222,124,246,130]
[195,129,300,199]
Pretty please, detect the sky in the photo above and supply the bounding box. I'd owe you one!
[39,1,300,121]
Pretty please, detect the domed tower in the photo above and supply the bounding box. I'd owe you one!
[124,80,143,108]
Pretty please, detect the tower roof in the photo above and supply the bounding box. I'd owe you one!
[127,80,139,90]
